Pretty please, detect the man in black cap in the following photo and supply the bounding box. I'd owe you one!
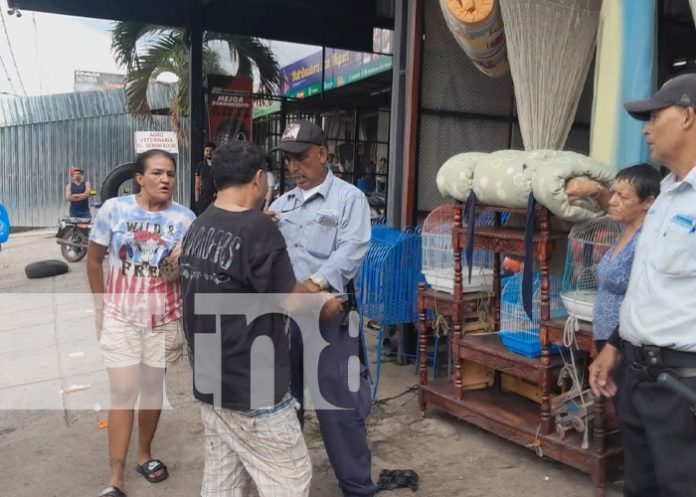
[268,120,377,497]
[590,72,696,497]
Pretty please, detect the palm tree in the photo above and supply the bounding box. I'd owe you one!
[111,22,279,139]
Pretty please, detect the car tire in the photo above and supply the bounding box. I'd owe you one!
[25,260,69,279]
[101,162,140,201]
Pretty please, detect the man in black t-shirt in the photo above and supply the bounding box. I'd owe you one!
[180,142,334,496]
[194,141,216,214]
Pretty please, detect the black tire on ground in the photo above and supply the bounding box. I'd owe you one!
[101,162,139,201]
[60,227,88,263]
[25,260,69,279]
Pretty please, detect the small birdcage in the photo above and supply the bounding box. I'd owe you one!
[560,217,622,322]
[499,272,565,358]
[421,204,499,294]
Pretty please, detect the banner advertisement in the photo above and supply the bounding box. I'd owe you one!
[279,49,392,99]
[207,74,254,144]
[74,70,126,92]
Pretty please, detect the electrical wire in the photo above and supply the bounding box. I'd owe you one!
[32,12,44,93]
[0,6,27,95]
[0,51,16,95]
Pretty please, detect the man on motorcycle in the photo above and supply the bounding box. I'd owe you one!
[66,167,92,219]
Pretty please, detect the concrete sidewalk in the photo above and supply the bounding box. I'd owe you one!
[0,229,621,497]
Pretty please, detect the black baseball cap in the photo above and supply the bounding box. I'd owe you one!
[272,120,327,154]
[624,73,696,121]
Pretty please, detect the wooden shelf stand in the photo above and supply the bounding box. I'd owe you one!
[417,202,621,497]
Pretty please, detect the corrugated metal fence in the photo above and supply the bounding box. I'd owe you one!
[0,86,192,227]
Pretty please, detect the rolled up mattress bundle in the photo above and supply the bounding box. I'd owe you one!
[439,0,509,78]
[436,150,613,223]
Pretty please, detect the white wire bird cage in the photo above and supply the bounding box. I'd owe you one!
[421,204,495,295]
[499,272,565,358]
[560,217,622,322]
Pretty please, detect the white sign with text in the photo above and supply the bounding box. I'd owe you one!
[134,131,179,154]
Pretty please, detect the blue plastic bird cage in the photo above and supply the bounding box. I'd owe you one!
[356,222,422,399]
[499,272,565,358]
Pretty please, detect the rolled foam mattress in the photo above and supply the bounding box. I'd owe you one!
[436,149,613,223]
[439,0,509,78]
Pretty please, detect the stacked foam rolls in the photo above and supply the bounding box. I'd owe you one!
[436,150,613,223]
[439,0,509,78]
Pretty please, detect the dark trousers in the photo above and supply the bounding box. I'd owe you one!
[290,315,377,497]
[617,362,696,497]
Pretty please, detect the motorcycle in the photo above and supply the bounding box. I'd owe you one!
[56,216,91,262]
[56,190,100,263]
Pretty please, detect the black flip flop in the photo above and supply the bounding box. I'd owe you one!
[98,486,127,497]
[135,459,169,483]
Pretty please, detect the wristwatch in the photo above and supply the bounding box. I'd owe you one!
[309,273,329,291]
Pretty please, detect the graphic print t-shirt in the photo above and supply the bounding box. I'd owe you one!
[90,195,196,327]
[179,206,297,411]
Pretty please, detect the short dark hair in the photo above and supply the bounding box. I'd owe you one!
[614,163,661,202]
[134,149,177,175]
[204,141,216,149]
[212,142,266,190]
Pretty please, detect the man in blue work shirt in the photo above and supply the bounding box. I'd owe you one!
[270,120,376,497]
[590,73,696,497]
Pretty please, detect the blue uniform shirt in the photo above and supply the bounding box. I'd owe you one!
[270,170,371,292]
[620,168,696,351]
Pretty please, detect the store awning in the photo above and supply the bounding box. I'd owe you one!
[7,0,394,52]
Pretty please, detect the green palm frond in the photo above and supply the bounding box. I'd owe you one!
[111,21,173,69]
[125,34,222,141]
[124,33,183,119]
[112,21,278,134]
[210,34,279,93]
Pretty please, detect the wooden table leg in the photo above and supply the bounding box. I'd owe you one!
[418,283,428,416]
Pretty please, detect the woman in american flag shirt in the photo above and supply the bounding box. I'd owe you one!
[87,149,195,497]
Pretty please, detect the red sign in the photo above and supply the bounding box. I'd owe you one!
[207,74,253,144]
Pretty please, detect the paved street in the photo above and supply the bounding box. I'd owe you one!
[0,229,621,497]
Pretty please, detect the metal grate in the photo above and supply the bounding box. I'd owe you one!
[417,0,595,215]
[417,115,513,212]
[421,0,515,117]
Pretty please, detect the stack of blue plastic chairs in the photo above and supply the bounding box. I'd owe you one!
[356,219,422,399]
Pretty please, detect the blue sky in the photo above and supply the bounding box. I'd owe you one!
[0,1,317,97]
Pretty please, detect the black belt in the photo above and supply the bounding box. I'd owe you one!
[621,339,696,377]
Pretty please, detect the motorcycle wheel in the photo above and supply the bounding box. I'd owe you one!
[60,227,88,262]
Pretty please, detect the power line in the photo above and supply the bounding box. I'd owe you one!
[0,7,26,95]
[0,51,17,95]
[32,12,44,93]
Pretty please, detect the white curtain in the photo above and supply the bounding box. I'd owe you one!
[499,0,602,150]
[690,0,696,28]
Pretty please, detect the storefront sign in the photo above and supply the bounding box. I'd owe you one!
[134,131,179,154]
[207,74,254,142]
[279,48,392,99]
